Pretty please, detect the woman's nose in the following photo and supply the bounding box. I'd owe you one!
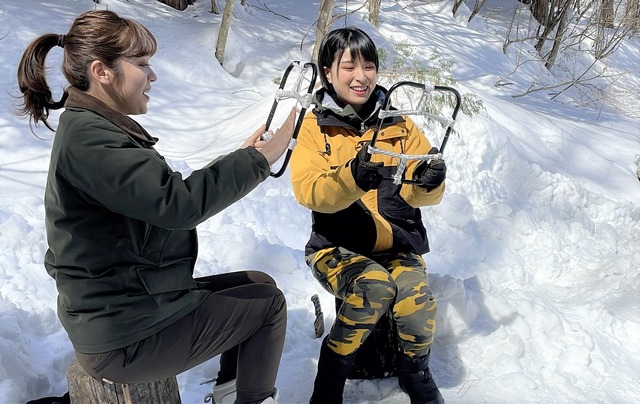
[354,66,367,81]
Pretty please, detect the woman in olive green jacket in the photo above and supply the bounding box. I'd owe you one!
[17,10,293,404]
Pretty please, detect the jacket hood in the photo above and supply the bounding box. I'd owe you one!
[312,85,403,133]
[64,87,157,146]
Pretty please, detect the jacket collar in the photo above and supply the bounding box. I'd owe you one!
[312,85,403,133]
[64,87,157,146]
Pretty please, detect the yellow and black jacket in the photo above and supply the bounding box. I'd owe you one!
[290,86,445,257]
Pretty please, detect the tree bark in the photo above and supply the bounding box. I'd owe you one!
[452,0,465,16]
[211,0,220,14]
[313,0,336,65]
[468,0,488,22]
[67,360,181,404]
[369,0,381,26]
[628,0,640,31]
[531,0,548,25]
[215,0,236,64]
[156,0,193,11]
[545,8,568,69]
[600,0,615,29]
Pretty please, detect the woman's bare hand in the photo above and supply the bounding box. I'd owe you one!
[241,108,297,166]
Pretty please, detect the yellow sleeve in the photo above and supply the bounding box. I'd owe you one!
[290,113,365,213]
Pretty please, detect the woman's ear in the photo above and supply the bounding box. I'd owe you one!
[89,60,113,85]
[322,67,333,84]
[323,67,332,84]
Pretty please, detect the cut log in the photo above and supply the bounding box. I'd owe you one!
[66,359,181,403]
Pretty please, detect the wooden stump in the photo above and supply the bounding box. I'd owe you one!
[66,359,181,404]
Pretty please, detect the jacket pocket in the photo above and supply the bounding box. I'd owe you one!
[381,205,429,254]
[139,225,170,263]
[382,201,421,224]
[135,263,196,294]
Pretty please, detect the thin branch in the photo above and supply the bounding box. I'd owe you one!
[253,0,291,20]
[512,67,622,99]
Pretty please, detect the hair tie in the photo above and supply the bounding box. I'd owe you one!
[57,34,66,48]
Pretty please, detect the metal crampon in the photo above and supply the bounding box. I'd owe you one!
[263,61,318,178]
[365,81,462,185]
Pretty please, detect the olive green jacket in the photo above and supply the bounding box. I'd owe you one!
[45,88,270,353]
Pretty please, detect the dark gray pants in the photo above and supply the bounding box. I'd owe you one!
[75,271,287,404]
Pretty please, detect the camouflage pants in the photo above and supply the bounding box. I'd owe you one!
[306,247,437,358]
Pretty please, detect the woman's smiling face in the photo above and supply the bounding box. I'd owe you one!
[111,56,157,115]
[324,49,378,113]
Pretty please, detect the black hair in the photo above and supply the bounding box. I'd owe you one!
[316,27,379,93]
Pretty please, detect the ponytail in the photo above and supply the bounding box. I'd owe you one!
[17,33,68,131]
[16,10,157,133]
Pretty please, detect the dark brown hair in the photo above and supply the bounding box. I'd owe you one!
[16,10,157,130]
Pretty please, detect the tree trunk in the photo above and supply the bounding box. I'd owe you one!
[156,0,193,11]
[531,0,548,25]
[313,0,336,65]
[369,0,381,26]
[533,0,571,54]
[468,0,488,22]
[535,17,555,53]
[628,0,640,31]
[452,0,465,16]
[215,0,236,65]
[545,8,568,69]
[600,0,615,29]
[211,0,220,14]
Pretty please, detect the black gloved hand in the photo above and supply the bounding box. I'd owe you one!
[350,143,383,191]
[414,147,446,191]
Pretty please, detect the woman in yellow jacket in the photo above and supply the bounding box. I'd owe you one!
[290,27,446,404]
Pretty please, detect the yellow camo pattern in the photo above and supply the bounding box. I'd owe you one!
[307,247,437,358]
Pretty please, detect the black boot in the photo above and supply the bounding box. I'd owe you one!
[309,338,356,404]
[398,352,444,404]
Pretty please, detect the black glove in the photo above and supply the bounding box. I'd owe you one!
[350,143,383,191]
[414,147,446,191]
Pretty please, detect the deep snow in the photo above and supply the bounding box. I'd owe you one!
[1,1,639,403]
